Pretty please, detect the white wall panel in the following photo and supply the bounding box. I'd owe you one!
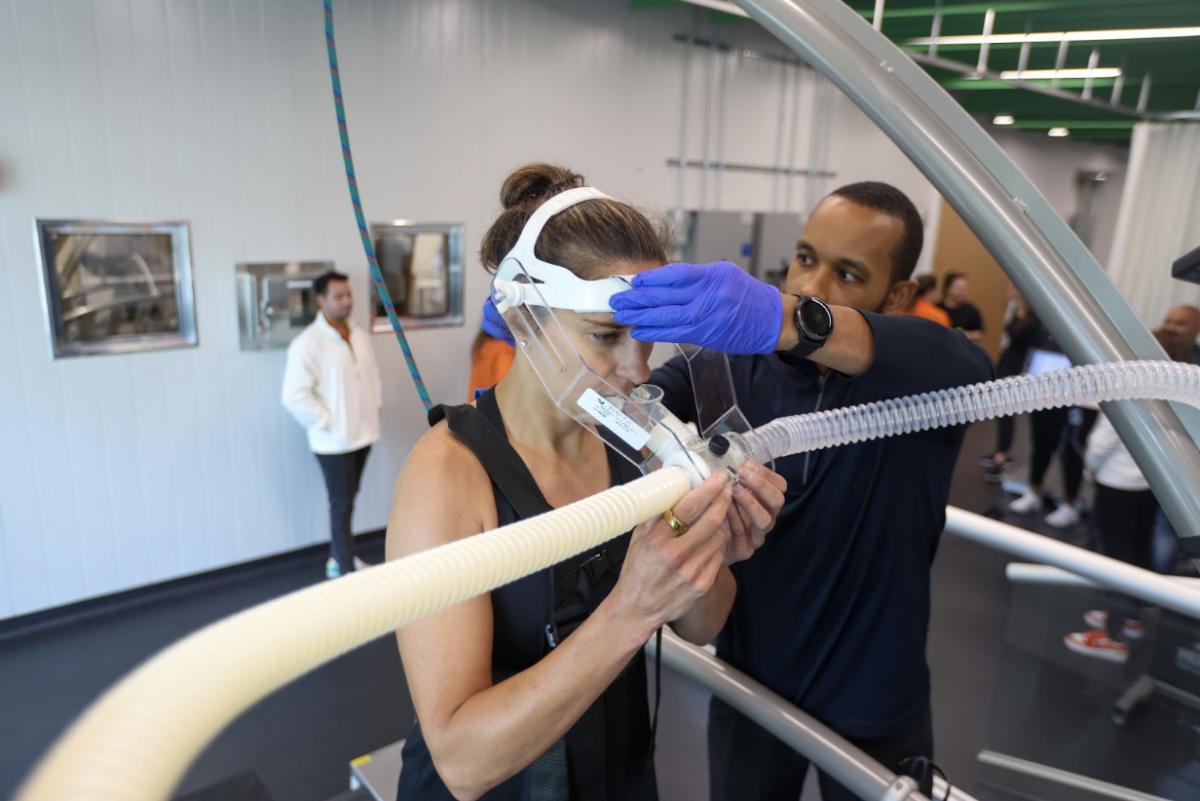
[0,0,1128,618]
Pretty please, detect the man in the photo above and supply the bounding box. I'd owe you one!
[1160,304,1200,364]
[282,270,382,579]
[609,182,994,801]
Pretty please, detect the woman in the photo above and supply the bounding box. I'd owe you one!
[387,163,786,801]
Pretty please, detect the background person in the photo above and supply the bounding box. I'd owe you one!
[282,270,382,579]
[1064,328,1192,662]
[467,326,515,401]
[609,182,994,801]
[907,274,950,326]
[980,288,1038,482]
[938,271,984,344]
[389,163,785,801]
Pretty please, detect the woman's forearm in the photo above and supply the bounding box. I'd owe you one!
[669,566,735,645]
[427,598,651,801]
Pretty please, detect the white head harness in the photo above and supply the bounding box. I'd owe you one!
[492,187,634,314]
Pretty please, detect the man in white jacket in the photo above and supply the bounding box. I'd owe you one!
[282,271,382,578]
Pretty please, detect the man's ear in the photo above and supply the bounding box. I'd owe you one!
[883,279,917,314]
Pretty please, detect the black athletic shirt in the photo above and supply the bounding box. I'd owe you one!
[397,390,658,801]
[649,312,994,738]
[938,300,984,334]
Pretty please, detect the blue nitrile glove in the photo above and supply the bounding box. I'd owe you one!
[609,261,783,355]
[481,296,515,346]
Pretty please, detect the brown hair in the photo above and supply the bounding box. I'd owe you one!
[480,162,668,279]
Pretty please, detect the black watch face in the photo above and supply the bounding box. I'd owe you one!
[799,299,833,337]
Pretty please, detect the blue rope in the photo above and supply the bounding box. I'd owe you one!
[324,0,433,411]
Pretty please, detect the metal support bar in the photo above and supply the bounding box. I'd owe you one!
[732,0,1200,560]
[946,508,1200,619]
[1051,38,1069,88]
[1110,66,1125,106]
[928,3,941,57]
[674,9,697,239]
[976,8,995,75]
[1017,21,1031,73]
[668,158,834,178]
[1137,71,1152,112]
[873,0,885,32]
[1082,48,1100,100]
[650,629,937,801]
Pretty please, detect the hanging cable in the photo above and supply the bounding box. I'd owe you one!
[323,0,433,411]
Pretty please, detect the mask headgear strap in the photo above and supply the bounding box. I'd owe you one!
[493,187,634,313]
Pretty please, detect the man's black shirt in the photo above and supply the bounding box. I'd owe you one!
[649,312,994,737]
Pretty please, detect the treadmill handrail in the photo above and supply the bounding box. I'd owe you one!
[944,507,1200,619]
[648,628,935,801]
[733,0,1200,562]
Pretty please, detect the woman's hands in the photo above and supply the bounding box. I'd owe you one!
[723,461,787,565]
[609,474,733,640]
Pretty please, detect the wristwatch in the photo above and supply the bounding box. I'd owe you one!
[785,294,834,360]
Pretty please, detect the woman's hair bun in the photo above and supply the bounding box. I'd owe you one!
[500,162,584,210]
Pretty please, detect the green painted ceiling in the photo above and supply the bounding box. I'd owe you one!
[634,0,1200,143]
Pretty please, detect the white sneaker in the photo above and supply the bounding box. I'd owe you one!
[1008,490,1042,515]
[1045,502,1081,529]
[354,556,371,571]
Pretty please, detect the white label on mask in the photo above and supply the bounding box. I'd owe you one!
[576,388,651,451]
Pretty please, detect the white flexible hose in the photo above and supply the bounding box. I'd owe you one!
[739,361,1200,462]
[16,362,1200,801]
[14,468,692,801]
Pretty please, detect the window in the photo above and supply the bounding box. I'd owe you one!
[369,221,464,331]
[35,219,197,358]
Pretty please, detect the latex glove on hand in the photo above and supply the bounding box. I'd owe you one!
[609,261,783,355]
[481,296,515,346]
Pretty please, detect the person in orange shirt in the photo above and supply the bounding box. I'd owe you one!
[467,328,514,401]
[907,274,950,326]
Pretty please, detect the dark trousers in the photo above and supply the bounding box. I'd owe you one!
[708,697,933,801]
[994,415,1015,455]
[1094,484,1158,640]
[1028,407,1098,500]
[315,445,371,573]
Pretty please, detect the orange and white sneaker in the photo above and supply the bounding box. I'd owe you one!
[1082,610,1144,640]
[1064,629,1129,663]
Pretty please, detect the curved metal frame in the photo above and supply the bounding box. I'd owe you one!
[734,0,1200,559]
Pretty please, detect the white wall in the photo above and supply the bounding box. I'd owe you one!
[0,0,1128,619]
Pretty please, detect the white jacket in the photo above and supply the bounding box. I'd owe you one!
[1085,414,1148,491]
[281,314,382,455]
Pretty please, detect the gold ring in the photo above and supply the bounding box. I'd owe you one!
[663,507,689,536]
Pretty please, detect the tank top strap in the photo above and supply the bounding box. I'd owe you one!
[428,391,551,520]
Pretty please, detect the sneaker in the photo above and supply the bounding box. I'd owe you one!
[325,557,342,580]
[1008,490,1042,515]
[1064,629,1129,663]
[1045,502,1081,529]
[1082,610,1144,640]
[982,463,1007,483]
[353,556,371,571]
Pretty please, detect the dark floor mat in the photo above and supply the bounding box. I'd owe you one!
[174,770,274,801]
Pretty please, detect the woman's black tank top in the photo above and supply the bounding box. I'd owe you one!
[396,389,658,801]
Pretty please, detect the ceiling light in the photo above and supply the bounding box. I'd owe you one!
[992,114,1015,125]
[1000,68,1122,80]
[1048,127,1070,138]
[909,26,1200,47]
